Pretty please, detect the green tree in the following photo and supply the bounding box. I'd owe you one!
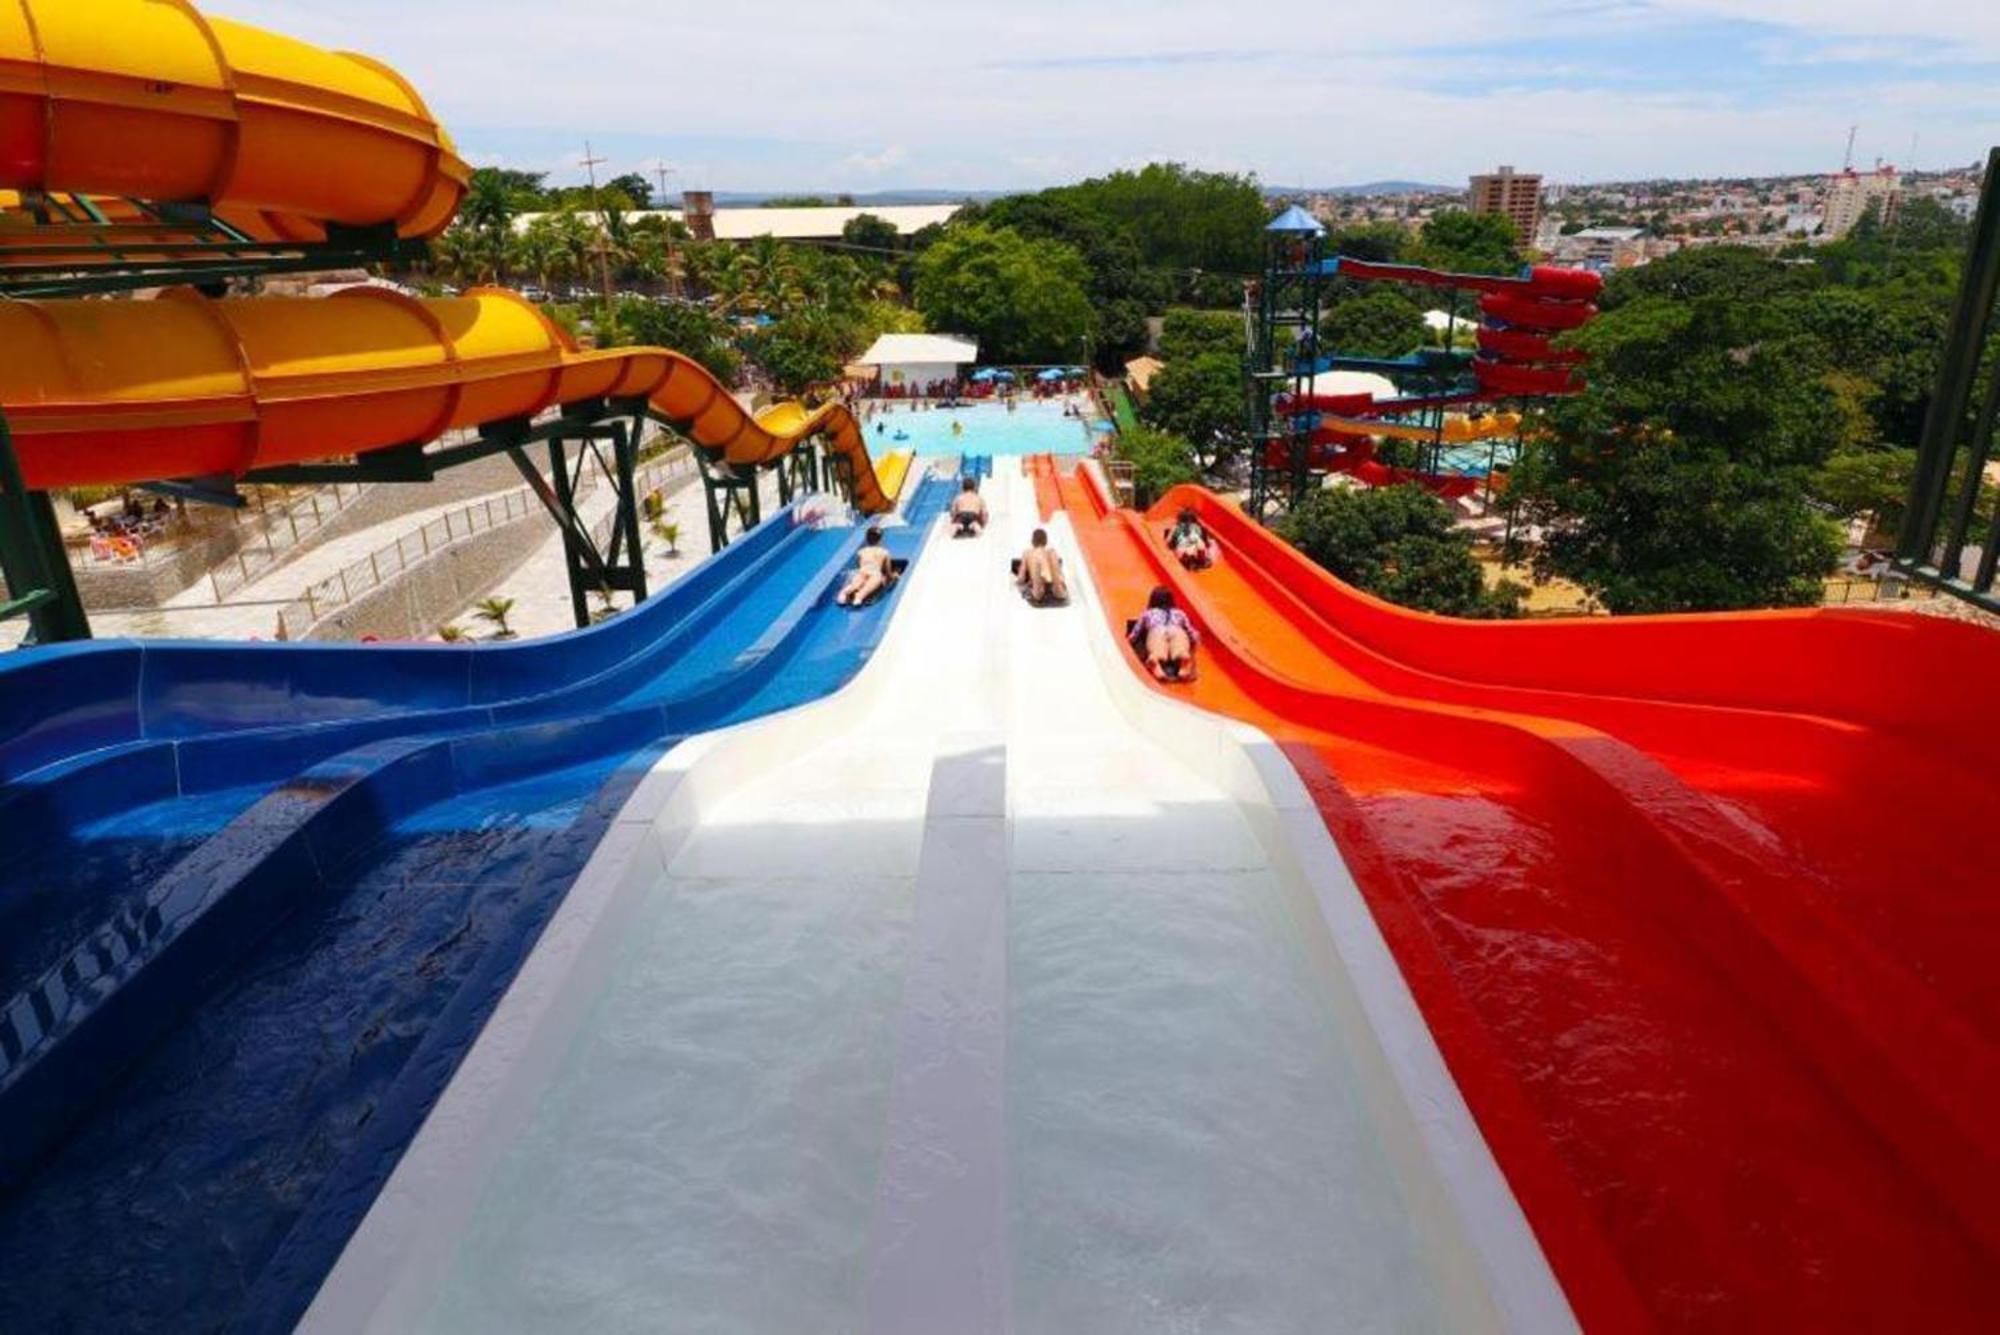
[743,315,845,395]
[1325,221,1411,263]
[1319,288,1426,358]
[1111,425,1200,507]
[912,223,1096,363]
[1065,162,1265,275]
[971,191,1169,361]
[1506,262,1847,612]
[1158,309,1242,363]
[1141,352,1242,468]
[603,172,653,208]
[1412,210,1521,276]
[1812,447,1915,537]
[1277,485,1523,618]
[841,212,901,252]
[609,297,742,382]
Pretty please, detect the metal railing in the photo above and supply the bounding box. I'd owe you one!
[1822,572,1942,606]
[276,447,695,641]
[202,483,368,596]
[274,485,558,640]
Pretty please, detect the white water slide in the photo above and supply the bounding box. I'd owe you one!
[306,463,1573,1334]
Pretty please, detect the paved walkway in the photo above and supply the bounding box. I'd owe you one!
[448,465,782,642]
[4,454,804,648]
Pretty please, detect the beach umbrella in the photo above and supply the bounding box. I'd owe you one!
[1035,367,1066,382]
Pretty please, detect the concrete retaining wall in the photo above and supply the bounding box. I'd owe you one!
[71,523,246,611]
[305,512,550,643]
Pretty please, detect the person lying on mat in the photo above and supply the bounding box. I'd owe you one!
[835,527,893,606]
[1016,528,1068,605]
[1132,585,1198,681]
[1167,506,1216,569]
[950,477,988,535]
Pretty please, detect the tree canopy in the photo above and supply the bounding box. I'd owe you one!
[841,212,901,252]
[1411,210,1522,276]
[1279,485,1523,618]
[1158,309,1242,363]
[1111,425,1201,507]
[1506,247,1847,611]
[911,223,1096,363]
[1141,352,1242,467]
[1319,287,1426,359]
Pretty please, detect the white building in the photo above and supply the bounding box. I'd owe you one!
[855,333,978,392]
[514,203,961,242]
[1822,166,1902,238]
[1547,226,1646,269]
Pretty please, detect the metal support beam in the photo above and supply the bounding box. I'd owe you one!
[0,411,91,644]
[136,476,246,509]
[1896,146,2000,611]
[503,417,649,631]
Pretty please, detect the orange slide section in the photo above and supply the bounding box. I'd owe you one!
[0,0,468,241]
[1046,458,2000,1332]
[0,288,894,512]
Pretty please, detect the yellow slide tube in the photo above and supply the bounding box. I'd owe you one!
[0,0,468,239]
[870,449,913,508]
[1320,411,1523,444]
[0,288,894,513]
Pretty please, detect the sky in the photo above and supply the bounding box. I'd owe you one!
[223,0,2000,194]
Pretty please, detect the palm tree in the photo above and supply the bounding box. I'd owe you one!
[461,169,517,237]
[473,596,517,638]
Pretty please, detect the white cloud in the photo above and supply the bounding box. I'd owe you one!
[209,0,2000,187]
[840,145,909,175]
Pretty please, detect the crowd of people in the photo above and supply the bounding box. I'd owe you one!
[82,492,178,564]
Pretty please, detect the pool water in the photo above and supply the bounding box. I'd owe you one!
[864,399,1100,458]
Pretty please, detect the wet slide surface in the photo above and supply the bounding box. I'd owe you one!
[304,463,1557,1333]
[1049,460,2000,1331]
[0,486,946,1333]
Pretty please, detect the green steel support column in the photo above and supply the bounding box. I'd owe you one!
[612,420,648,606]
[0,412,90,643]
[547,434,593,630]
[1900,147,2000,567]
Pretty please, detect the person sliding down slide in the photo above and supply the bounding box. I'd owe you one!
[1131,585,1199,682]
[950,477,988,537]
[835,527,895,606]
[1015,528,1068,605]
[1167,506,1217,569]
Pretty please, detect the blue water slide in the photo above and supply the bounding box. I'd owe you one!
[0,478,951,1333]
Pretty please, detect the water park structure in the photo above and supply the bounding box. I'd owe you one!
[2,4,1999,1332]
[1248,203,1600,513]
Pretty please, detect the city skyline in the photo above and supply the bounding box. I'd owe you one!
[220,0,2000,194]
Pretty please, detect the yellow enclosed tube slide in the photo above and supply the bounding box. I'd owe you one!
[1320,412,1523,444]
[0,287,894,513]
[0,0,468,239]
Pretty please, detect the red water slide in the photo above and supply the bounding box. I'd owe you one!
[1045,458,2000,1332]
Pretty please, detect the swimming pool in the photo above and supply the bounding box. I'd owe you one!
[864,399,1100,458]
